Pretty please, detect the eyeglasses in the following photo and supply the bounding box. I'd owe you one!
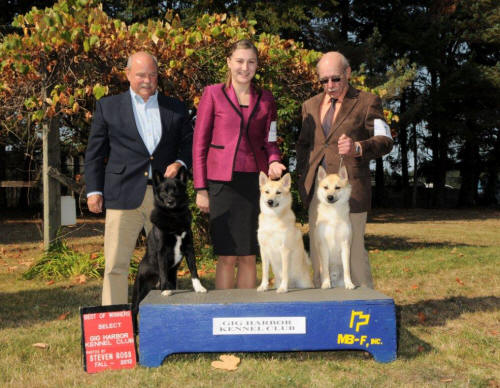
[319,76,342,85]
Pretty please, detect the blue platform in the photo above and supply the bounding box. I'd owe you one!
[139,288,397,366]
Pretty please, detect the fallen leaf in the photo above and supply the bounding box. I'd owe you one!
[211,354,240,371]
[440,378,453,382]
[403,267,410,272]
[206,268,215,273]
[417,345,424,352]
[490,330,498,336]
[90,253,99,260]
[455,278,465,286]
[46,280,55,285]
[417,312,426,323]
[411,284,419,289]
[451,247,457,254]
[57,312,70,320]
[32,343,49,349]
[395,289,401,293]
[369,249,380,254]
[74,274,87,284]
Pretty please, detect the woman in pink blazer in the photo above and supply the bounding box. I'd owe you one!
[193,39,286,289]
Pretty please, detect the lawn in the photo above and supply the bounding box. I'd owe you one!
[0,209,498,387]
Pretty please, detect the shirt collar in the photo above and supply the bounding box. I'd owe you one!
[130,87,158,104]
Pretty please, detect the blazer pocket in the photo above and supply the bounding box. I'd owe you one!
[209,144,225,149]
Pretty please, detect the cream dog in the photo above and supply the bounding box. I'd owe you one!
[257,172,313,293]
[310,165,355,290]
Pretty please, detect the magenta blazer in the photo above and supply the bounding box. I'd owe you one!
[193,83,281,190]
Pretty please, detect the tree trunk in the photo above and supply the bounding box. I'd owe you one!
[399,92,409,207]
[374,158,385,207]
[458,124,480,207]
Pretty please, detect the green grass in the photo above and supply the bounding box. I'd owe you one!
[0,209,499,387]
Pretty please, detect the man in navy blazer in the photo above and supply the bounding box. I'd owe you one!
[84,52,192,305]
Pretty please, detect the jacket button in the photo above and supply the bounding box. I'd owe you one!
[144,172,148,176]
[150,156,154,160]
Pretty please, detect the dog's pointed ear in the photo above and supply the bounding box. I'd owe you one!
[339,165,348,181]
[177,165,188,184]
[317,165,326,181]
[281,173,291,190]
[259,171,268,187]
[153,170,163,186]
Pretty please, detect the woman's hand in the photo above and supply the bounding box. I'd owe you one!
[196,190,210,213]
[268,162,287,180]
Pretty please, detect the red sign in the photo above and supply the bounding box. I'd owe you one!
[80,305,137,373]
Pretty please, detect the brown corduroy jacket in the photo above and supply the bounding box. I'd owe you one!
[296,86,393,212]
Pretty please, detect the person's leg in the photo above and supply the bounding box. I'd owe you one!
[102,187,154,305]
[102,208,144,305]
[215,255,237,289]
[236,255,256,289]
[349,212,373,288]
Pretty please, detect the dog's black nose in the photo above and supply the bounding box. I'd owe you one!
[327,195,335,202]
[267,199,274,206]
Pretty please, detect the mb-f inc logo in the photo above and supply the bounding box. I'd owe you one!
[337,310,383,348]
[349,310,370,332]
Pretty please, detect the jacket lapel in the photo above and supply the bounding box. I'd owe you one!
[120,90,149,155]
[327,86,359,140]
[311,93,326,142]
[221,84,243,119]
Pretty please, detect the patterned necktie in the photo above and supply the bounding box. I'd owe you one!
[322,98,337,137]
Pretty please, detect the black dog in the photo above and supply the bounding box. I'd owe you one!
[132,167,206,331]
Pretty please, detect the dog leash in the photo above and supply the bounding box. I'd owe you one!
[338,154,344,171]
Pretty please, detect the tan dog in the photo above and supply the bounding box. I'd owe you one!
[309,165,355,290]
[257,172,313,293]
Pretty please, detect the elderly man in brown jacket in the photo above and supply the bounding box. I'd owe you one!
[296,51,393,289]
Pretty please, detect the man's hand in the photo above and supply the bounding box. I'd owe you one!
[268,162,287,180]
[164,161,182,178]
[87,194,103,213]
[196,190,209,213]
[338,134,361,156]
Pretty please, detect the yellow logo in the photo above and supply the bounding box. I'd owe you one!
[349,310,370,332]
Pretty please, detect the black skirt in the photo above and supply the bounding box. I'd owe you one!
[208,172,260,256]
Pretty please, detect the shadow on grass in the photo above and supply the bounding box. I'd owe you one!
[368,208,500,223]
[365,234,473,251]
[0,282,102,330]
[399,295,499,327]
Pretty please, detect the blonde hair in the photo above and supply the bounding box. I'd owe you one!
[225,39,259,89]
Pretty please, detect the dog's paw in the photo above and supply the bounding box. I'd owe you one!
[257,283,268,292]
[345,281,356,290]
[192,278,207,293]
[276,286,288,293]
[161,290,173,297]
[321,279,331,289]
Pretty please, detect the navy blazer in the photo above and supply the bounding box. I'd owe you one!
[84,90,193,210]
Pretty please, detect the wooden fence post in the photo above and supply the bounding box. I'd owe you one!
[42,118,60,250]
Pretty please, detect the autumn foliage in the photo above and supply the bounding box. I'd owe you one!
[0,0,324,160]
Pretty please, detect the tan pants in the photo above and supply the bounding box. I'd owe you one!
[309,195,373,288]
[102,187,154,305]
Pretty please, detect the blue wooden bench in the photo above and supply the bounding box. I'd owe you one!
[139,287,397,366]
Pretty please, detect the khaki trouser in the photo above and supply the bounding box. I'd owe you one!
[308,194,373,288]
[102,187,154,305]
